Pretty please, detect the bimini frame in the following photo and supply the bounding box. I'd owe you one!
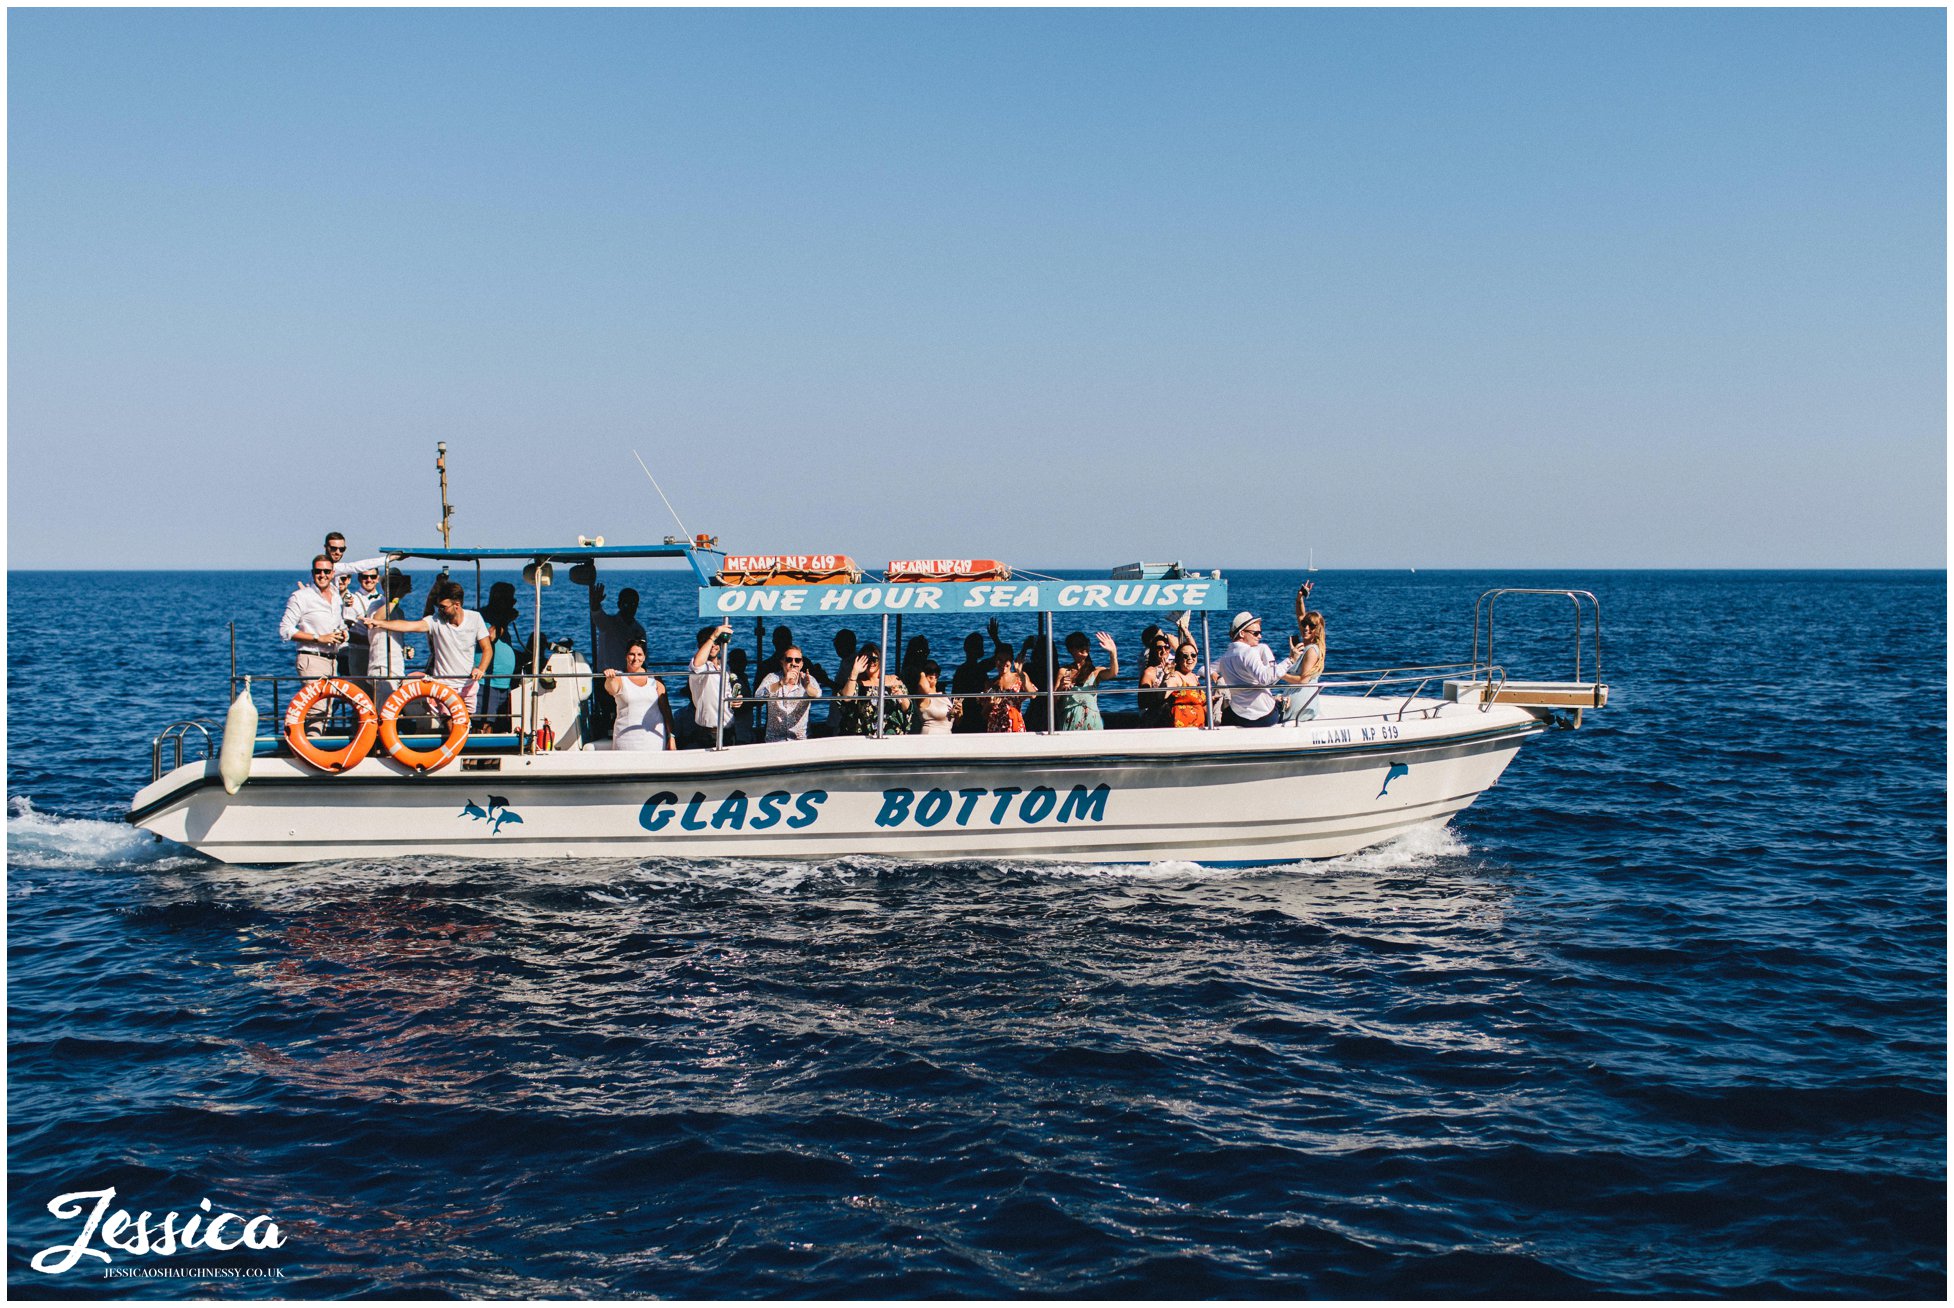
[374,541,725,703]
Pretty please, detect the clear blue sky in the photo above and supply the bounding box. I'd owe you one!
[8,7,1944,570]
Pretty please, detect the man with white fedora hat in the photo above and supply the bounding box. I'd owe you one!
[1213,609,1304,728]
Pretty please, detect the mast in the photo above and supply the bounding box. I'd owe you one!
[435,442,455,547]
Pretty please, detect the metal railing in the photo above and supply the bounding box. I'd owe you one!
[194,656,1504,760]
[152,720,217,781]
[1474,589,1602,686]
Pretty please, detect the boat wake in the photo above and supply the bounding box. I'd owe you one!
[1315,818,1470,871]
[7,796,205,873]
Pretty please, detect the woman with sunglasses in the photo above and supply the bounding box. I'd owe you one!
[1163,643,1209,728]
[1136,628,1176,726]
[1282,610,1328,723]
[754,646,825,742]
[604,639,677,751]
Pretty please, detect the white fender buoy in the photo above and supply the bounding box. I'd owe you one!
[219,678,258,795]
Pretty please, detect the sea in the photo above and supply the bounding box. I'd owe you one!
[6,568,1945,1298]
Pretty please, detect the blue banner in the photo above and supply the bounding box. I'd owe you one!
[697,578,1229,619]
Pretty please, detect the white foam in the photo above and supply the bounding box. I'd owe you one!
[6,796,201,871]
[1313,819,1470,872]
[1036,857,1253,882]
[1014,821,1471,881]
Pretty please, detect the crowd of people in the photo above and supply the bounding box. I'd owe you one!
[278,535,1332,750]
[277,532,527,738]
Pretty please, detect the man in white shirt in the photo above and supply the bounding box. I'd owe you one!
[278,554,349,735]
[753,646,824,742]
[364,578,494,715]
[363,571,416,707]
[685,621,738,748]
[338,563,383,676]
[1212,610,1302,728]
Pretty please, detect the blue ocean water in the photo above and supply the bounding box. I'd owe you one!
[7,568,1945,1297]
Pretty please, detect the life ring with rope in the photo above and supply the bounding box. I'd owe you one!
[378,677,473,772]
[282,678,379,772]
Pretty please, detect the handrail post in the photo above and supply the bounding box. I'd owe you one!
[715,656,726,750]
[1200,612,1215,728]
[1042,611,1055,735]
[1573,600,1582,684]
[876,613,890,739]
[529,558,545,752]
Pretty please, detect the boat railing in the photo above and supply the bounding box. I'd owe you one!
[1464,589,1607,717]
[1474,588,1602,684]
[152,719,218,781]
[210,657,1503,753]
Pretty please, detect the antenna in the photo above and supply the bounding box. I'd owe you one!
[632,449,692,542]
[435,442,455,547]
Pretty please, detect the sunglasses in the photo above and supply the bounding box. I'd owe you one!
[312,568,333,576]
[784,657,803,664]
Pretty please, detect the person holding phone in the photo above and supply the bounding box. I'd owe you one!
[684,622,739,748]
[754,645,825,742]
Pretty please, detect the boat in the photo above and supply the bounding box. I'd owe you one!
[128,543,1607,866]
[1308,548,1318,573]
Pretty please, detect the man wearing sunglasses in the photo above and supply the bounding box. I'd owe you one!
[1213,610,1306,728]
[277,553,351,736]
[753,646,824,743]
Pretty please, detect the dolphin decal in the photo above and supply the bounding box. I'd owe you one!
[1378,763,1409,798]
[462,796,521,830]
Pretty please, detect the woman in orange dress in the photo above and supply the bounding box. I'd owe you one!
[1163,642,1209,728]
[986,649,1037,733]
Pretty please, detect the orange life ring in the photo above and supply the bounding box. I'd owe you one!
[282,678,378,772]
[377,678,473,772]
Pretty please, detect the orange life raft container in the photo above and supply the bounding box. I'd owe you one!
[883,559,1012,583]
[717,554,863,586]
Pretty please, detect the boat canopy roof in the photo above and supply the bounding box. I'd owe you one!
[698,575,1230,618]
[379,542,724,583]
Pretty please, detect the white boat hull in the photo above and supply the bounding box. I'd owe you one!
[129,696,1548,866]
